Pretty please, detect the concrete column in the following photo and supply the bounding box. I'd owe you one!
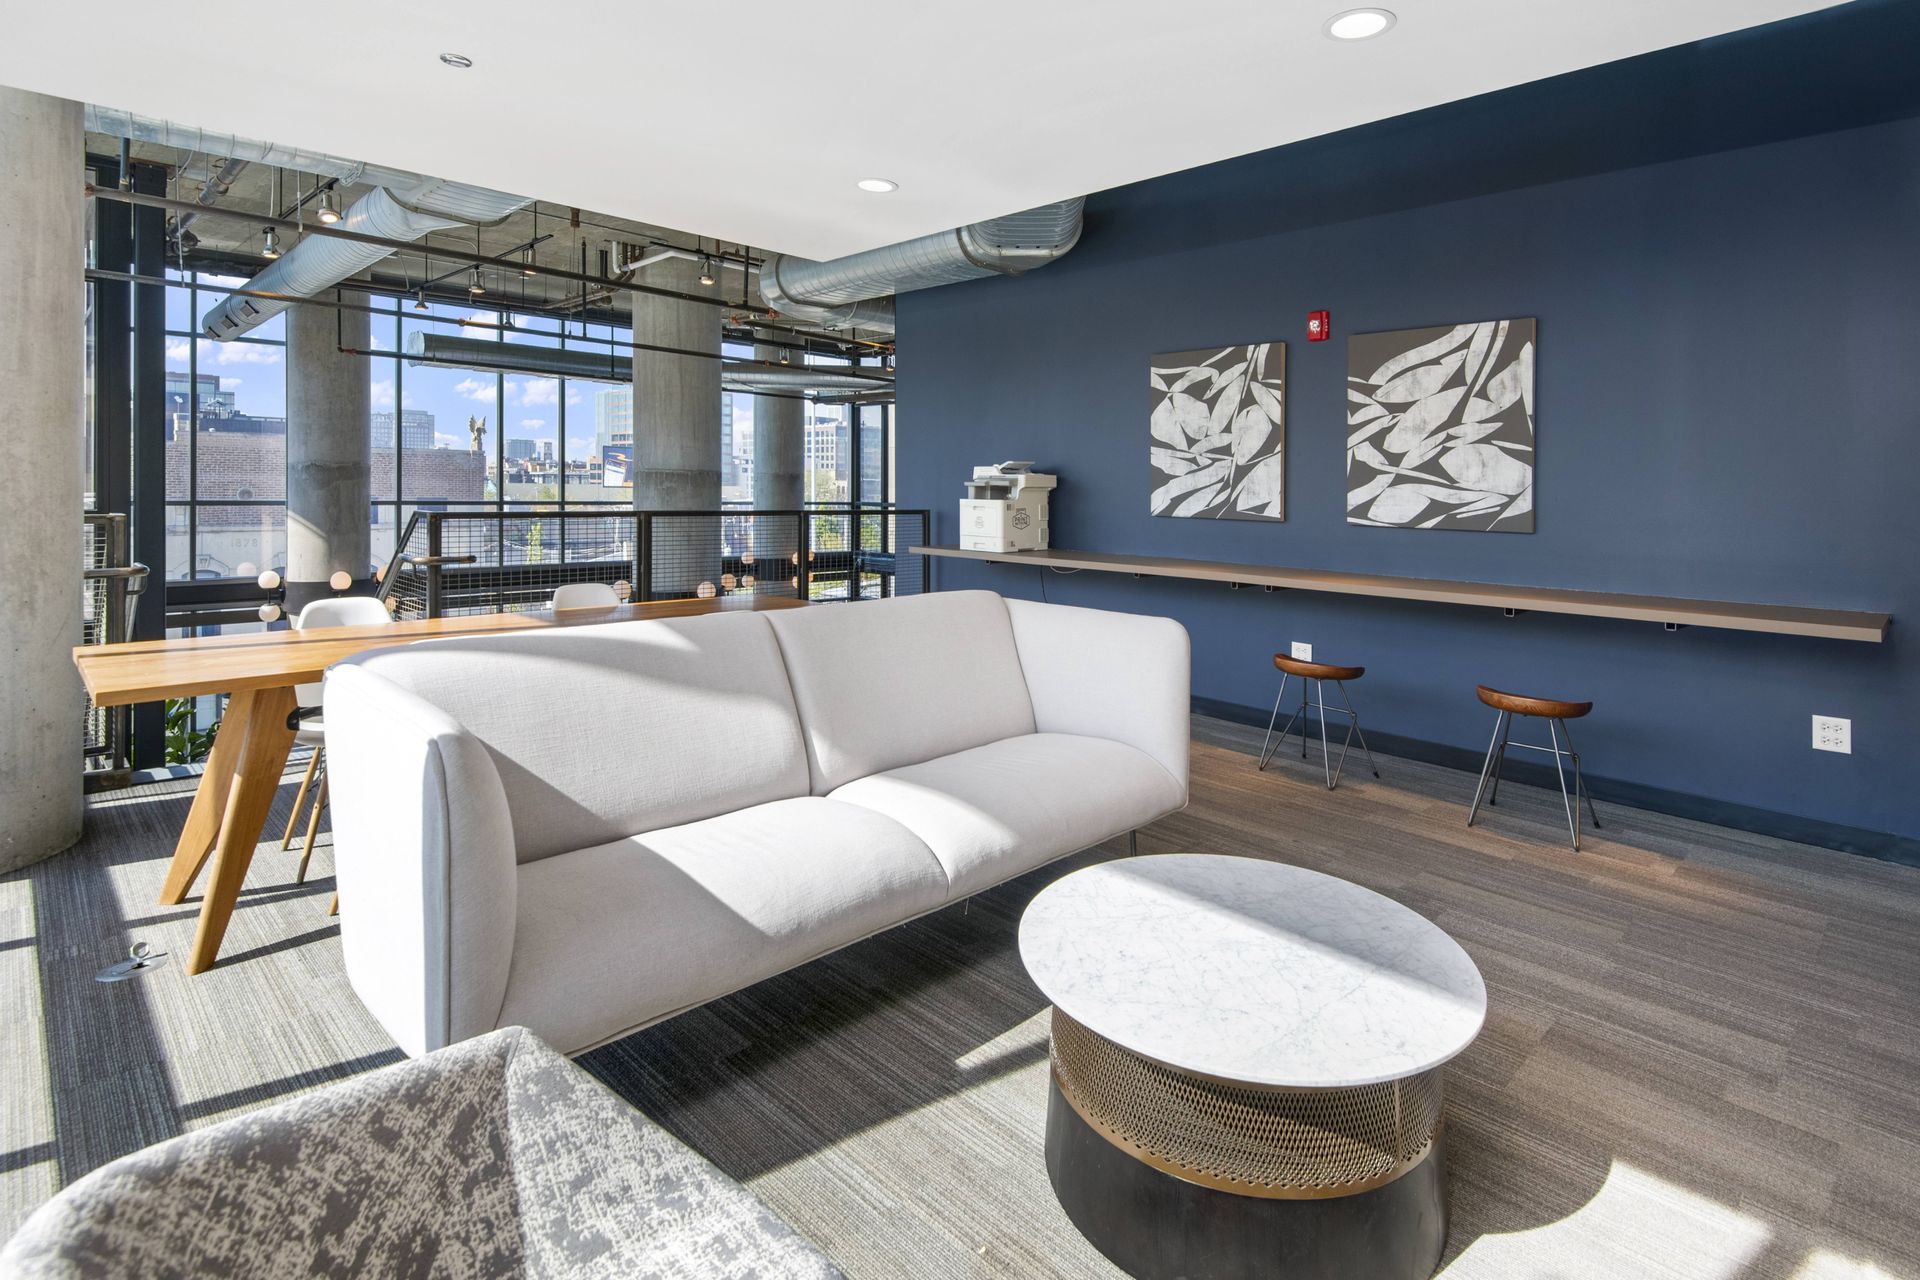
[285,290,370,610]
[631,260,721,509]
[749,331,806,585]
[630,260,721,594]
[0,89,84,872]
[752,333,806,512]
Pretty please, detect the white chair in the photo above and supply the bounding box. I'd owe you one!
[284,595,395,889]
[550,581,619,610]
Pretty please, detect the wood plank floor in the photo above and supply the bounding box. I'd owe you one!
[3,718,1916,1278]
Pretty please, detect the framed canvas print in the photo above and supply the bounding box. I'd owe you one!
[1347,319,1535,532]
[1149,341,1285,521]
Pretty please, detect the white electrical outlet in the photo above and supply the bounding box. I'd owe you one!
[1291,641,1313,662]
[1812,715,1852,754]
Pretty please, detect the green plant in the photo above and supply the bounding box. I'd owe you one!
[165,697,220,765]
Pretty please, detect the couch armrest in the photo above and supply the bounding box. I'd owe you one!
[1003,598,1190,800]
[324,663,518,1056]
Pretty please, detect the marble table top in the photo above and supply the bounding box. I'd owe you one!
[1019,855,1487,1089]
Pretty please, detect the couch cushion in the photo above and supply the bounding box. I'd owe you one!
[829,733,1187,900]
[497,798,949,1053]
[333,611,810,864]
[766,591,1037,794]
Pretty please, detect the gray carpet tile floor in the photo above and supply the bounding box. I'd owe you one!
[4,718,1918,1279]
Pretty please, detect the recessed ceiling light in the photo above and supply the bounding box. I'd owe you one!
[1325,8,1395,40]
[856,178,898,194]
[439,52,474,68]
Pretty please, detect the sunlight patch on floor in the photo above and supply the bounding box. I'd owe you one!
[1445,1160,1770,1279]
[952,1011,1050,1076]
[1791,1250,1911,1280]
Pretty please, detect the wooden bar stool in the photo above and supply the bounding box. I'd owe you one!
[1257,655,1380,790]
[1467,685,1602,850]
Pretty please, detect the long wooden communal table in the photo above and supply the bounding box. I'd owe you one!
[73,595,807,974]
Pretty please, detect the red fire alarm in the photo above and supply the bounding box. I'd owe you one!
[1308,310,1331,342]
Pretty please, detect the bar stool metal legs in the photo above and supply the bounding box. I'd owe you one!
[1467,693,1601,851]
[1257,673,1380,791]
[1557,719,1604,840]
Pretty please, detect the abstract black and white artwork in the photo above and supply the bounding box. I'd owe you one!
[1149,342,1285,521]
[1347,319,1535,532]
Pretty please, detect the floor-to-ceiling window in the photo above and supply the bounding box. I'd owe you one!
[162,271,289,582]
[144,282,896,591]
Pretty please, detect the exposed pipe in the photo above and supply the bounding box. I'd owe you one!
[201,190,443,338]
[403,330,892,399]
[757,198,1085,337]
[87,105,408,191]
[195,171,532,339]
[87,186,758,313]
[84,105,532,340]
[175,156,247,238]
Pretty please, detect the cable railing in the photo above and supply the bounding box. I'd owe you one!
[376,506,930,619]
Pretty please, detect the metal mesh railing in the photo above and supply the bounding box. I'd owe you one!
[82,514,148,773]
[1050,1008,1444,1199]
[377,506,928,619]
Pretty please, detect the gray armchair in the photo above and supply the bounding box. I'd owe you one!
[0,1027,841,1279]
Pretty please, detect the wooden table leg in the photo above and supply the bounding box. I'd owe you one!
[185,685,297,974]
[157,688,251,906]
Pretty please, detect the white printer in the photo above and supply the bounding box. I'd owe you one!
[960,461,1056,553]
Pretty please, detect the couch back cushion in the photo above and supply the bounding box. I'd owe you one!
[766,591,1036,793]
[336,611,809,863]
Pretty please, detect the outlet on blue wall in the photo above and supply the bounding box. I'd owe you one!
[894,9,1919,853]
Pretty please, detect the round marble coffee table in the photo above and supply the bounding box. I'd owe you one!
[1019,855,1486,1280]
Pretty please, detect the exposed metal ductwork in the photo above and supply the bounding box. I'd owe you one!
[757,198,1085,337]
[195,182,530,341]
[85,106,533,341]
[87,106,427,194]
[174,156,248,241]
[404,331,893,401]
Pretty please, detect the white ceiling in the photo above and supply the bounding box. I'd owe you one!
[4,0,1845,260]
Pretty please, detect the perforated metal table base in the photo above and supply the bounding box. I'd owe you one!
[1044,1012,1450,1280]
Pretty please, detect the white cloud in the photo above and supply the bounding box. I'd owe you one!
[519,418,547,430]
[369,333,390,351]
[370,378,395,410]
[166,339,191,363]
[566,387,581,407]
[198,338,281,366]
[511,378,561,408]
[453,377,496,402]
[434,433,465,451]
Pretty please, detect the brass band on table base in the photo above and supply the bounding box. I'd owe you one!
[1048,1009,1442,1200]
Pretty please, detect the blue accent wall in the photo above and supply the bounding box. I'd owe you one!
[895,6,1920,849]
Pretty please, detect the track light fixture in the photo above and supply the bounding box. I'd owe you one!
[468,266,486,296]
[414,289,429,312]
[522,248,537,277]
[260,227,281,259]
[316,190,341,224]
[699,257,717,287]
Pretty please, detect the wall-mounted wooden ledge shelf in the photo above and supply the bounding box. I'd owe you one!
[911,546,1891,644]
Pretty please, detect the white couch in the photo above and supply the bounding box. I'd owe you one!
[323,590,1190,1057]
